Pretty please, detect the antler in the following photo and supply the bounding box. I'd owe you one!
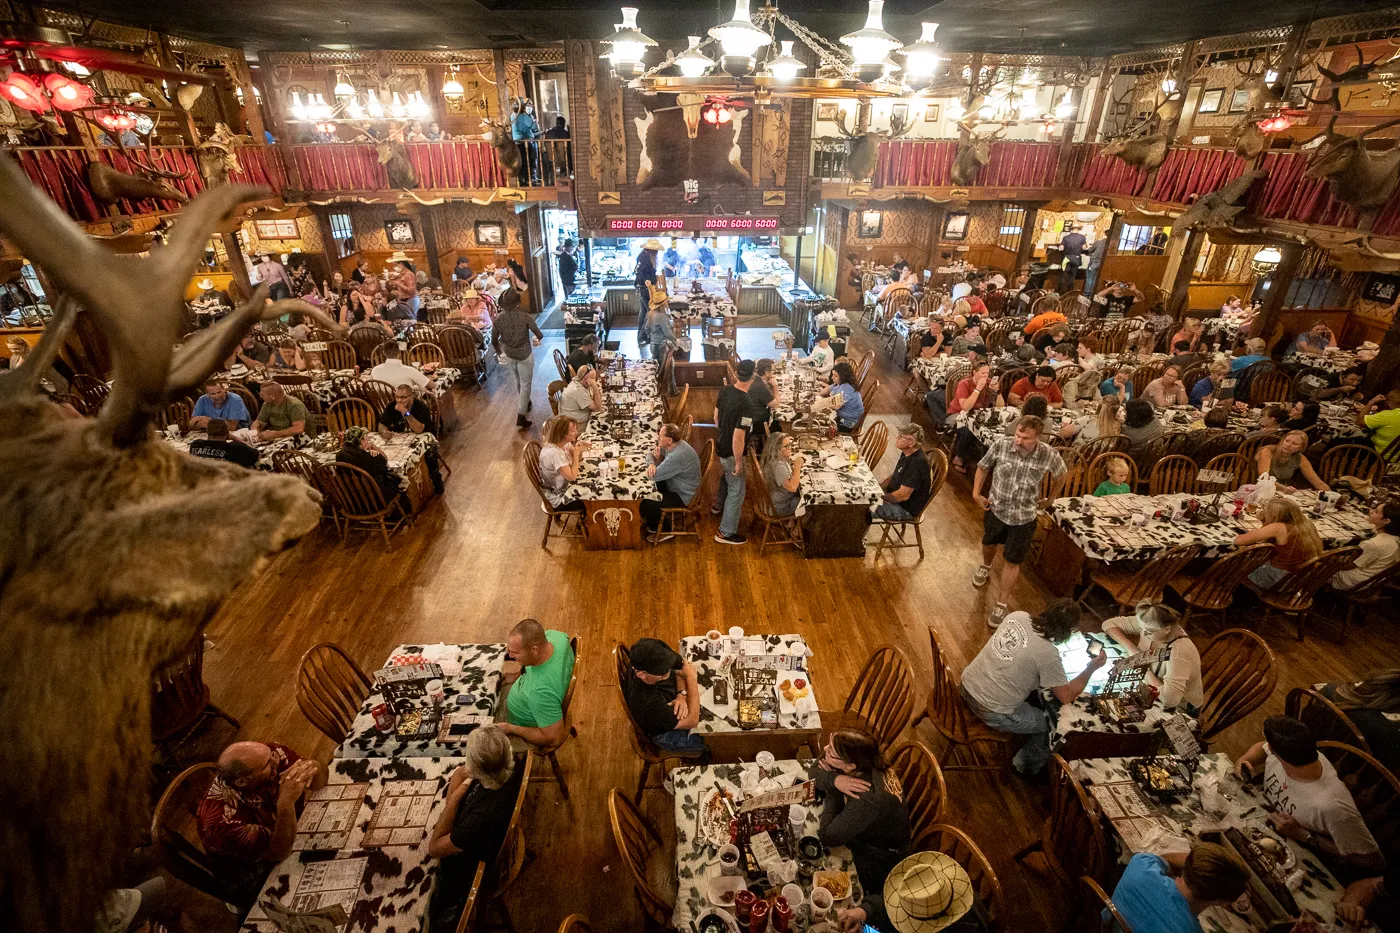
[1302,89,1344,146]
[0,297,78,403]
[833,108,855,139]
[0,151,268,445]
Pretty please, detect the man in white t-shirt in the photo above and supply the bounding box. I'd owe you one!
[558,364,604,424]
[368,344,432,392]
[801,333,835,376]
[1234,716,1384,873]
[959,599,1106,776]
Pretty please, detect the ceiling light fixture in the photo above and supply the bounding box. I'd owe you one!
[603,7,658,76]
[766,41,805,81]
[673,36,715,78]
[710,0,770,73]
[441,66,465,100]
[898,22,941,89]
[43,73,94,112]
[333,73,355,99]
[841,0,901,82]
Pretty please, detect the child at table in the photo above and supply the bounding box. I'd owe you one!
[1111,842,1249,933]
[1092,457,1132,497]
[1102,600,1201,713]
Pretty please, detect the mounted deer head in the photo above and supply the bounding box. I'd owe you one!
[950,122,1006,186]
[479,117,523,178]
[1102,95,1180,173]
[1318,43,1397,85]
[354,131,419,189]
[1303,107,1400,210]
[197,123,240,189]
[833,103,908,183]
[1230,120,1268,160]
[0,152,341,933]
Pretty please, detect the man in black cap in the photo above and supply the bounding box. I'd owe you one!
[622,639,708,760]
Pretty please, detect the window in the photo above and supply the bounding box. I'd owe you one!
[329,212,355,258]
[996,205,1026,252]
[20,261,45,299]
[1115,224,1170,255]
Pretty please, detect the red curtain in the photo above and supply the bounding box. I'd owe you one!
[981,142,1060,187]
[1079,150,1148,196]
[1150,148,1249,204]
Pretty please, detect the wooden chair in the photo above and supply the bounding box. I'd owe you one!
[889,740,947,842]
[151,629,239,748]
[1169,543,1275,627]
[407,342,445,367]
[656,438,713,542]
[1179,362,1211,396]
[1244,545,1362,640]
[488,750,536,930]
[70,373,110,413]
[152,763,255,908]
[836,644,916,749]
[667,383,690,425]
[523,441,584,548]
[1058,289,1084,317]
[352,377,397,416]
[1077,545,1201,619]
[346,324,388,367]
[912,624,1013,767]
[155,397,192,433]
[984,289,1008,319]
[1202,452,1251,490]
[1189,430,1245,465]
[855,349,876,389]
[1148,454,1198,495]
[608,787,676,928]
[1055,363,1083,387]
[439,325,487,384]
[320,340,357,371]
[745,450,803,554]
[454,862,487,933]
[1285,687,1370,751]
[678,414,694,444]
[912,824,1003,932]
[227,383,259,421]
[397,323,433,346]
[871,448,946,560]
[859,420,889,470]
[282,386,326,433]
[1129,360,1165,397]
[1013,754,1111,901]
[547,379,566,416]
[1335,559,1400,642]
[295,643,373,745]
[527,635,581,799]
[1133,431,1190,478]
[615,644,706,801]
[1080,876,1134,933]
[1198,629,1277,742]
[850,377,880,434]
[1030,294,1060,316]
[556,917,596,933]
[1317,741,1400,860]
[1319,443,1384,485]
[998,368,1030,401]
[322,461,412,546]
[1077,434,1132,462]
[1084,450,1138,495]
[327,397,378,434]
[1250,369,1293,404]
[1236,432,1279,466]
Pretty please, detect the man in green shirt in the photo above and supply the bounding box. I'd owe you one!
[498,619,575,748]
[1362,389,1400,456]
[253,381,314,439]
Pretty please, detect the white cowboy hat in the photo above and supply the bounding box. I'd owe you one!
[196,278,215,290]
[884,852,975,933]
[641,238,664,250]
[388,250,412,263]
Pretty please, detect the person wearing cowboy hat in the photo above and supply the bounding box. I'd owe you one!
[634,239,662,346]
[335,425,401,506]
[195,277,231,309]
[810,728,911,933]
[388,251,420,318]
[880,849,978,933]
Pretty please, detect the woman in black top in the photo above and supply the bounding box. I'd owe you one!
[335,426,401,505]
[427,726,524,933]
[810,728,911,933]
[1283,399,1321,434]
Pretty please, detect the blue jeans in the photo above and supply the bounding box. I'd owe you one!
[875,502,915,522]
[653,729,708,756]
[962,686,1051,774]
[507,352,534,416]
[717,455,746,537]
[637,286,651,342]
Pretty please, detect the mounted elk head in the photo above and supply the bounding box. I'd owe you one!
[85,161,189,206]
[375,138,418,190]
[1318,43,1397,85]
[479,117,522,179]
[1303,110,1400,211]
[0,151,340,933]
[1230,120,1268,160]
[833,103,913,184]
[1102,96,1179,173]
[197,123,240,189]
[950,122,1005,186]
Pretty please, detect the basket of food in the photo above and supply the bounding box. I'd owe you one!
[1127,756,1193,800]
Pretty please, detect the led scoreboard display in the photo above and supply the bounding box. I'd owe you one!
[606,216,781,233]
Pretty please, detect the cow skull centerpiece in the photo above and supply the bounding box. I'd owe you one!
[0,152,340,933]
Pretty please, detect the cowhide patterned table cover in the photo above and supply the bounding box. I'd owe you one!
[671,760,858,933]
[1289,348,1361,376]
[771,366,839,426]
[679,634,821,735]
[240,757,452,933]
[792,434,884,515]
[562,361,666,504]
[1072,754,1374,933]
[337,644,507,759]
[1048,491,1375,562]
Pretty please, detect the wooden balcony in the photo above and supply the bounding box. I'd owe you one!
[289,139,572,199]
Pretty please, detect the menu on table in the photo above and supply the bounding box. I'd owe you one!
[294,784,368,852]
[361,779,440,848]
[1088,780,1177,852]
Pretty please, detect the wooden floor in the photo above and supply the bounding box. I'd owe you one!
[175,318,1400,933]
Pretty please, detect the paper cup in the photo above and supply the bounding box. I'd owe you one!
[756,751,776,768]
[781,883,804,908]
[728,626,745,638]
[810,887,834,916]
[718,844,742,876]
[788,803,807,837]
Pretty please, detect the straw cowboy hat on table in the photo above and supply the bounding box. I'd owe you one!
[884,851,975,933]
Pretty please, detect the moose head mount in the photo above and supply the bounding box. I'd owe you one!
[0,151,339,933]
[1303,104,1400,213]
[832,102,914,184]
[197,123,241,189]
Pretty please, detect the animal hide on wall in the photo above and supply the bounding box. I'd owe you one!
[0,153,335,933]
[634,95,751,190]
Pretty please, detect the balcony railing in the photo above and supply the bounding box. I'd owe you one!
[289,139,573,193]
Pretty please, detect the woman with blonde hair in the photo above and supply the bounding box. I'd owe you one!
[1235,497,1323,590]
[427,725,524,933]
[761,431,803,517]
[1257,429,1328,492]
[536,415,588,511]
[1060,394,1122,445]
[1104,601,1201,713]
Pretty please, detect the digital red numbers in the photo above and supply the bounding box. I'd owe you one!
[609,216,780,233]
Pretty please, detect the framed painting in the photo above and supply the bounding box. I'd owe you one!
[1197,88,1224,114]
[817,102,839,121]
[923,103,940,122]
[857,210,883,239]
[1228,89,1253,113]
[890,103,909,127]
[383,218,416,245]
[942,211,970,241]
[474,220,505,247]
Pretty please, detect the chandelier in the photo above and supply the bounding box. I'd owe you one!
[601,0,944,99]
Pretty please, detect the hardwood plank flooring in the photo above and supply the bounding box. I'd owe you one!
[175,318,1400,933]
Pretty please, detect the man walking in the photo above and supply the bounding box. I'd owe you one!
[714,360,758,545]
[972,415,1066,627]
[635,239,661,348]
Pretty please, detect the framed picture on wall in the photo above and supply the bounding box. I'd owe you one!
[890,103,909,127]
[817,102,839,121]
[1286,81,1315,107]
[942,211,970,241]
[857,210,883,239]
[474,220,505,247]
[923,103,940,122]
[1227,89,1253,113]
[383,218,416,245]
[1197,88,1225,114]
[1112,101,1129,116]
[1362,272,1400,304]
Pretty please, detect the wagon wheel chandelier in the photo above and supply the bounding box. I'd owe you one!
[600,0,944,100]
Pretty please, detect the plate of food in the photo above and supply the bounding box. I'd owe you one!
[1250,830,1297,870]
[694,907,740,933]
[698,788,736,847]
[813,870,853,903]
[707,875,746,908]
[775,676,810,715]
[1127,756,1193,800]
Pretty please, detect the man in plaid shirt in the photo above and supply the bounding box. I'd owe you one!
[972,415,1066,628]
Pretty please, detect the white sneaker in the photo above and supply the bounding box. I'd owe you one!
[971,564,991,588]
[988,603,1009,628]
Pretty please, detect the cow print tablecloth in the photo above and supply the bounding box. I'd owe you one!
[239,757,452,933]
[771,366,838,425]
[163,430,437,491]
[562,360,665,503]
[1048,490,1375,562]
[680,634,821,735]
[1289,348,1361,375]
[792,434,884,514]
[337,644,507,759]
[1046,633,1194,752]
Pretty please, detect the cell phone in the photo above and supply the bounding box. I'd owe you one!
[448,722,475,736]
[713,679,729,705]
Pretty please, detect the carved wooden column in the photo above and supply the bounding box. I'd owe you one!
[1163,228,1205,320]
[1015,206,1039,271]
